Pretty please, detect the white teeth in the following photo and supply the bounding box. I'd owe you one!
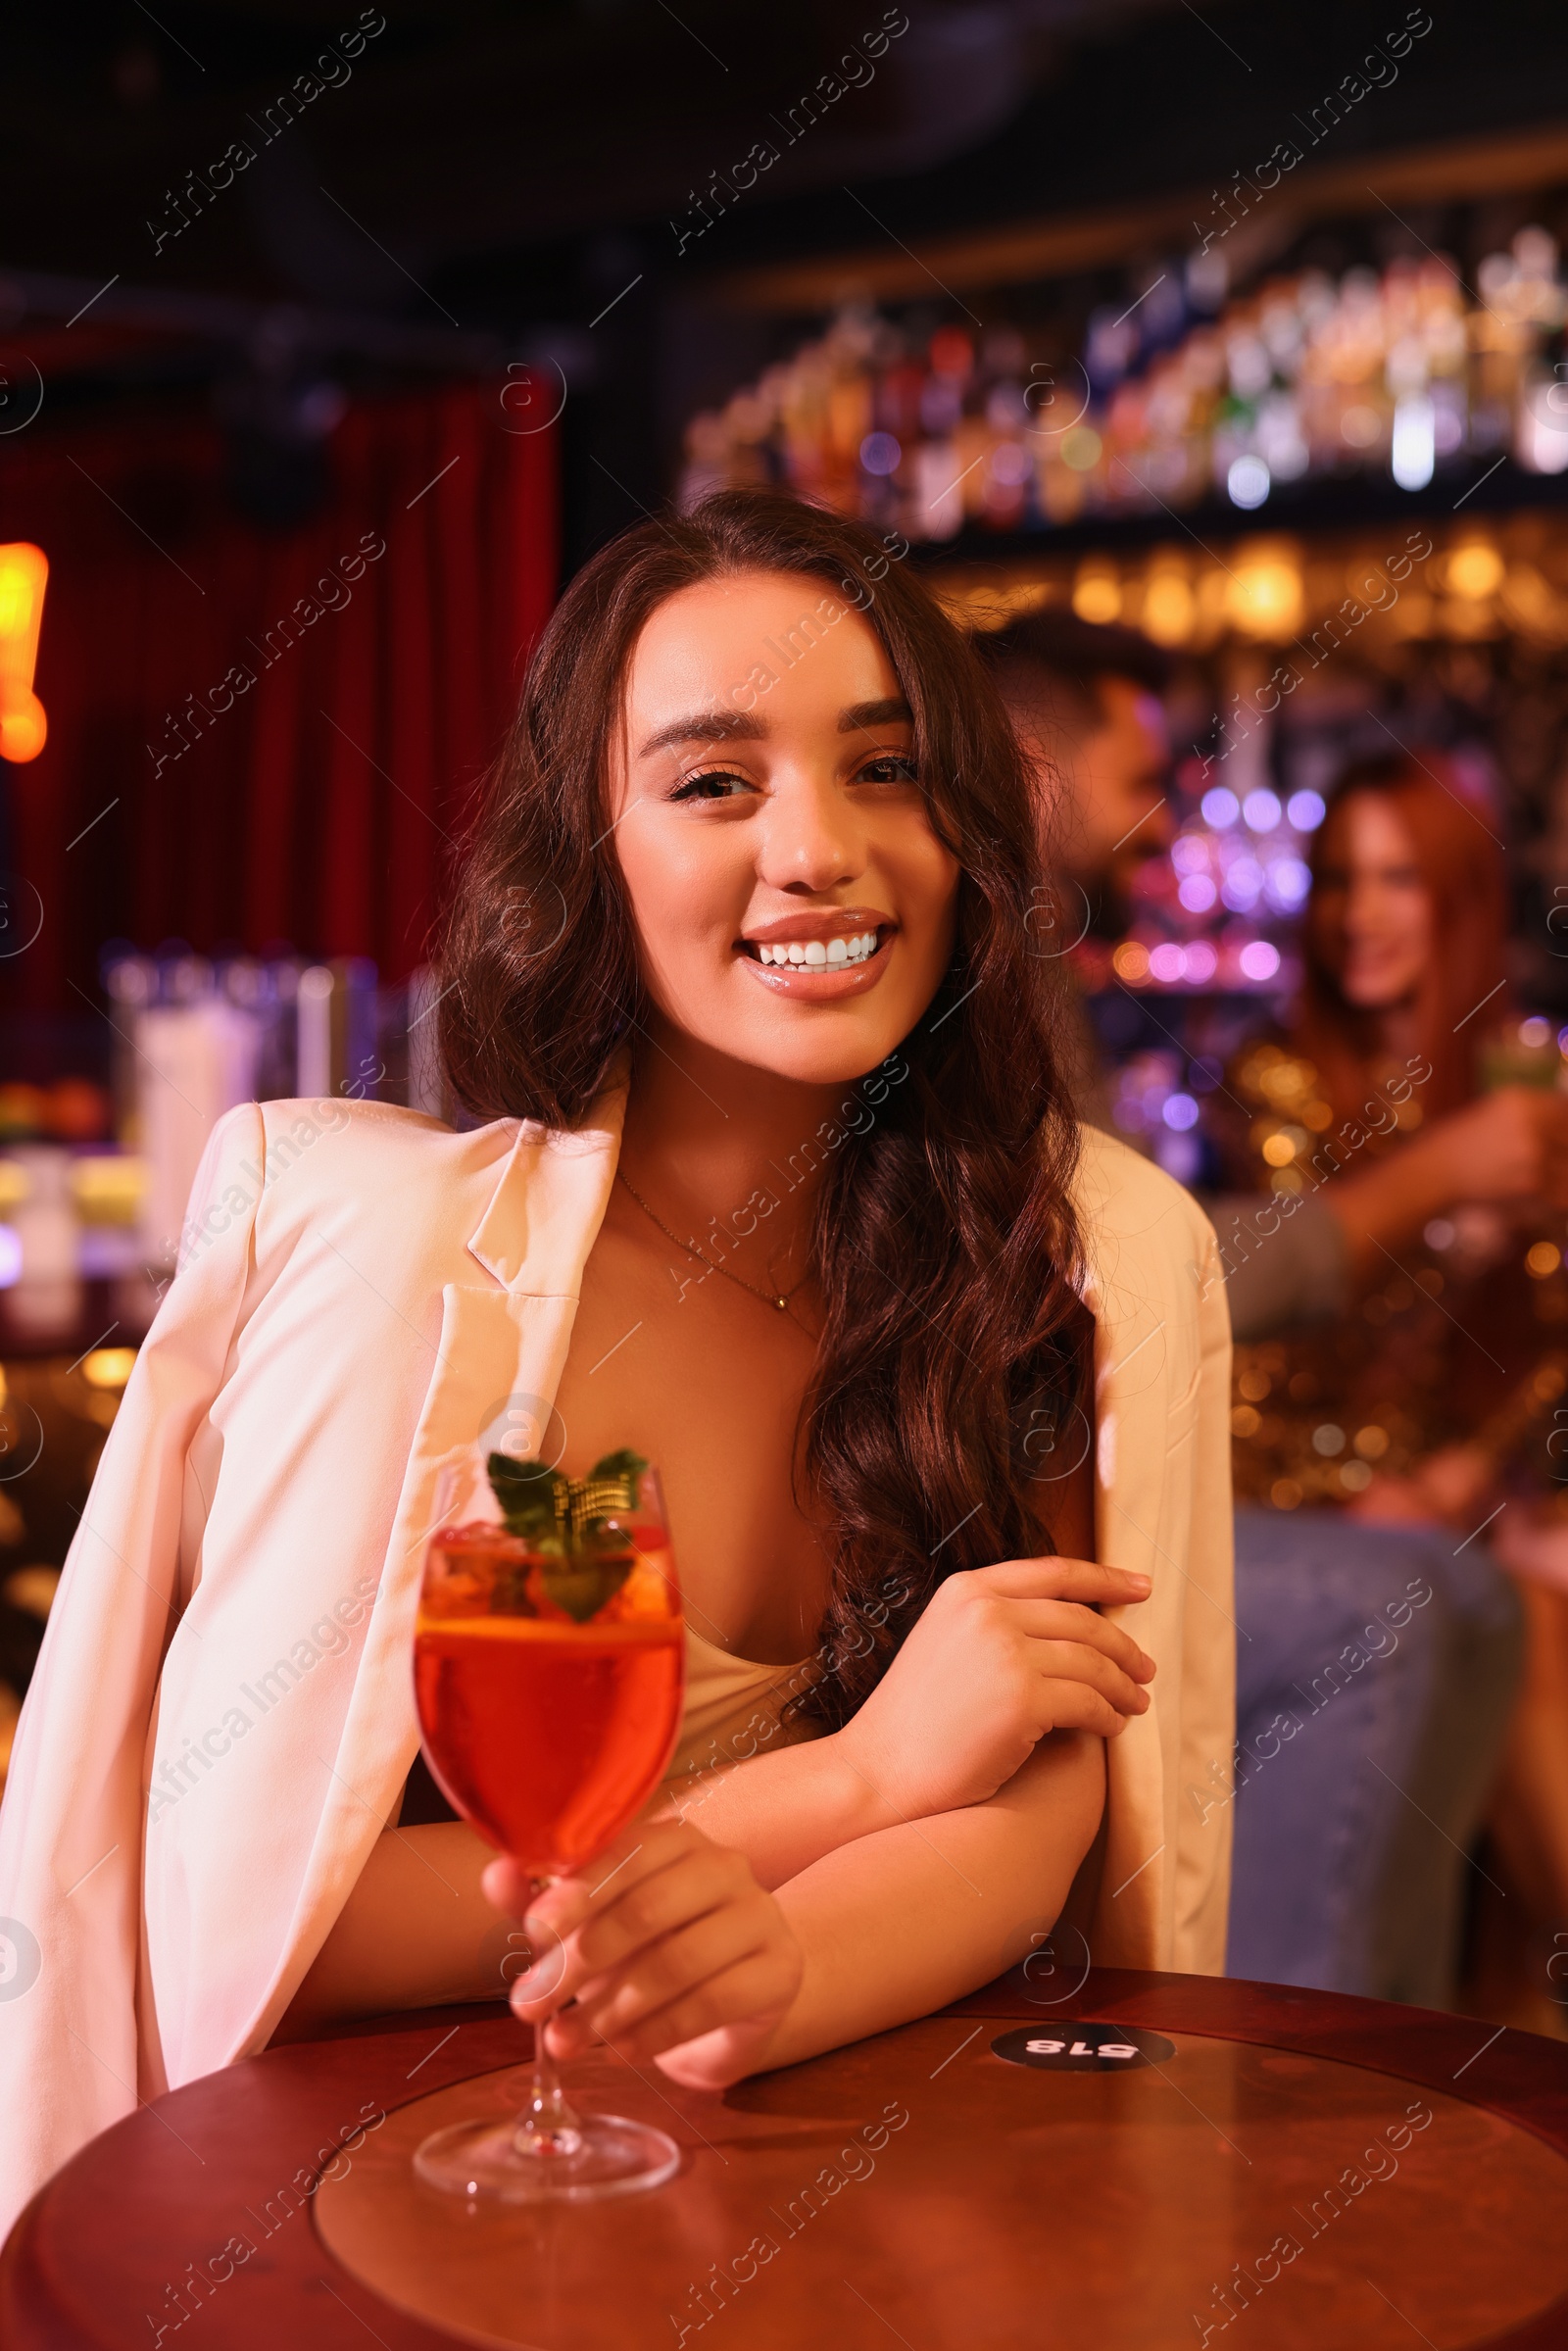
[752,929,882,966]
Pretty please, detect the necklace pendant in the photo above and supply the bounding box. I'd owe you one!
[775,1296,788,1310]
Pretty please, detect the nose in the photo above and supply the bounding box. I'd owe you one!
[1343,874,1380,931]
[756,771,865,896]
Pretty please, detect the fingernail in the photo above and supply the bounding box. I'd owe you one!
[1129,1573,1152,1591]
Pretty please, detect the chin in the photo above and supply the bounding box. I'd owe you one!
[1340,973,1415,1009]
[680,967,938,1087]
[727,1022,909,1089]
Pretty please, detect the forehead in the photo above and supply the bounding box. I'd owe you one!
[622,571,903,726]
[1324,791,1420,866]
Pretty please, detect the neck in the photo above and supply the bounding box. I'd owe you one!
[617,1019,848,1267]
[1360,993,1423,1068]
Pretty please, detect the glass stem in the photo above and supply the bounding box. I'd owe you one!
[514,1880,583,2159]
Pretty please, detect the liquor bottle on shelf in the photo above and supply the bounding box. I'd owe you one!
[678,227,1568,527]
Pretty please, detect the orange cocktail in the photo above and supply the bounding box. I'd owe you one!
[409,1449,687,2205]
[415,1520,683,1875]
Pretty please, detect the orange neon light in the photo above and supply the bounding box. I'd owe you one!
[0,543,48,763]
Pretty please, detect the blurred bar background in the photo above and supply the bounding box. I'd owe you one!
[4,0,1568,1886]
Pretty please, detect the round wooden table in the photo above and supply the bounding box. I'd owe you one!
[5,1965,1568,2350]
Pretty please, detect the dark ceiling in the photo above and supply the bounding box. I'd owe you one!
[4,1,1160,305]
[6,0,1568,563]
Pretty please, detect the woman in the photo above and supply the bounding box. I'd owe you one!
[0,491,1232,2231]
[1229,755,1565,1518]
[1222,752,1564,2006]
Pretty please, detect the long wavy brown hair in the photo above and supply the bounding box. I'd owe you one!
[439,489,1085,1727]
[1294,750,1507,1128]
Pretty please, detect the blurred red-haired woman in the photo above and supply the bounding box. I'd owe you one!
[1297,753,1506,1127]
[1225,749,1568,2025]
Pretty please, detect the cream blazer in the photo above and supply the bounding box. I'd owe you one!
[0,1081,1233,2233]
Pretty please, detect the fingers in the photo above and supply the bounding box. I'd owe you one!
[494,1819,700,2016]
[1036,1681,1135,1740]
[571,1839,753,1986]
[550,1890,787,2060]
[481,1855,532,1919]
[1027,1636,1152,1722]
[978,1557,1152,1607]
[500,1822,802,2071]
[1005,1597,1155,1684]
[510,1826,760,2023]
[482,1812,682,1932]
[564,1950,798,2070]
[525,1816,693,1943]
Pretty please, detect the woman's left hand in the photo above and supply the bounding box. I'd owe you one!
[482,1818,804,2086]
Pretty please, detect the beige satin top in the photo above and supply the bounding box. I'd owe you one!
[662,1625,824,1799]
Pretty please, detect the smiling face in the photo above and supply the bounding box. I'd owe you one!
[1309,790,1433,1009]
[607,571,962,1085]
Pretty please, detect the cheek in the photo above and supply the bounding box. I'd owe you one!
[614,813,738,967]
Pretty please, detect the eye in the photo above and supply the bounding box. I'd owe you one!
[669,766,757,804]
[854,753,920,787]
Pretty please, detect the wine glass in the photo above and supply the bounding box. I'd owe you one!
[411,1450,685,2202]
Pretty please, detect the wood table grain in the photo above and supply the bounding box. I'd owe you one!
[5,1966,1568,2351]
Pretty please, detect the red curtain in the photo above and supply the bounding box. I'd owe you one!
[0,381,558,1009]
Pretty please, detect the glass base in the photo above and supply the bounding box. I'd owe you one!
[414,2112,681,2204]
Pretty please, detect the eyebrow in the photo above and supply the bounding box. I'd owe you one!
[840,697,913,734]
[636,695,914,761]
[637,710,767,759]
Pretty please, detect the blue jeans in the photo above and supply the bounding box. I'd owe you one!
[1227,1507,1523,2006]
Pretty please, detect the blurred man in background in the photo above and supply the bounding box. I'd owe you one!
[981,608,1350,1332]
[998,611,1174,923]
[979,607,1531,2010]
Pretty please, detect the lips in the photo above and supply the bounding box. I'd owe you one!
[736,911,897,999]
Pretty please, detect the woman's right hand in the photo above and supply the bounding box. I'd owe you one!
[833,1557,1155,1823]
[1423,1085,1568,1211]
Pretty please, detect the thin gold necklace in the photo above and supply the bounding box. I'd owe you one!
[615,1167,810,1313]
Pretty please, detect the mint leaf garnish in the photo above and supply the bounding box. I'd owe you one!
[483,1446,649,1621]
[587,1447,649,1487]
[487,1451,566,1542]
